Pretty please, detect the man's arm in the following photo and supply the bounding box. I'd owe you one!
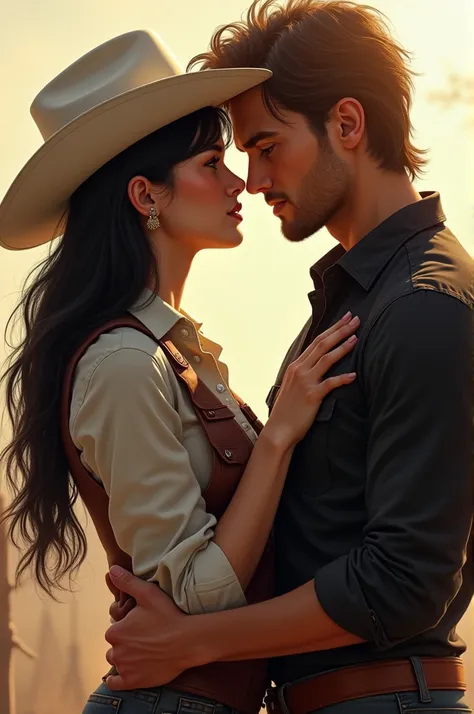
[105,571,362,690]
[188,581,363,664]
[313,290,473,647]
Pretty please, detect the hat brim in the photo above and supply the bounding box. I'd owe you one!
[0,68,271,250]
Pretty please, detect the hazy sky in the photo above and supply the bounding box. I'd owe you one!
[1,0,473,705]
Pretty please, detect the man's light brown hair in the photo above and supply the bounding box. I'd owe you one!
[189,0,427,180]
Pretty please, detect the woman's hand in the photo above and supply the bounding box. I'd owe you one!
[264,312,359,451]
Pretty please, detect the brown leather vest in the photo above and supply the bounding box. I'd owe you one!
[61,315,274,714]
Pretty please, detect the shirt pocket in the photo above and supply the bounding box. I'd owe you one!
[288,396,336,497]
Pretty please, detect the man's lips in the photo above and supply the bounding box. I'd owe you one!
[272,200,287,216]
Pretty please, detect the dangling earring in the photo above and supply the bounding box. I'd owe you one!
[146,206,160,231]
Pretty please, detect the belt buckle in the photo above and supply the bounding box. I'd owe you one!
[264,684,290,714]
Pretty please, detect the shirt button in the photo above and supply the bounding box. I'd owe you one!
[216,384,226,393]
[193,355,201,364]
[180,327,190,338]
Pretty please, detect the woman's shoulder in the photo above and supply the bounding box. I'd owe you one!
[71,325,177,406]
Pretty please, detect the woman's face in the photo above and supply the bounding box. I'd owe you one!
[155,138,246,251]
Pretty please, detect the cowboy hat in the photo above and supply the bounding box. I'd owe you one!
[0,30,271,250]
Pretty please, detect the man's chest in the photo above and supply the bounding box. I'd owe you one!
[272,282,374,538]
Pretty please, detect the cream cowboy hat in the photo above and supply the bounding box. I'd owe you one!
[0,30,271,250]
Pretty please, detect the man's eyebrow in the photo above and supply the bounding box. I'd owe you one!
[235,131,279,152]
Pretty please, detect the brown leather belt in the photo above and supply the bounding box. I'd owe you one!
[265,657,466,714]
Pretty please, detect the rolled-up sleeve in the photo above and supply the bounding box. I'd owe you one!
[71,346,246,614]
[314,290,473,647]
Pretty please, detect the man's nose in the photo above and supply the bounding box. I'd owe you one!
[246,167,271,195]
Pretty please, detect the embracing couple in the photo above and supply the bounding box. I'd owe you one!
[1,1,473,713]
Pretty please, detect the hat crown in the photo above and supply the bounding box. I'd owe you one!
[31,30,183,141]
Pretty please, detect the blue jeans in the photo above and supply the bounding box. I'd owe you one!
[82,682,237,714]
[313,689,471,712]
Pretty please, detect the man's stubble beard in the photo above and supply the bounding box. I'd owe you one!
[282,143,350,243]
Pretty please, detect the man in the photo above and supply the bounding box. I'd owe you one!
[103,1,474,711]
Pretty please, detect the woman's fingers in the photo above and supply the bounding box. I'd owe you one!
[109,596,135,623]
[318,371,357,398]
[298,312,353,364]
[311,333,358,379]
[300,316,360,369]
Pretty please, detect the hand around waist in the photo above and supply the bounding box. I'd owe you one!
[105,566,196,690]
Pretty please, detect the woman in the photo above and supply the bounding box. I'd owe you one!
[0,30,359,714]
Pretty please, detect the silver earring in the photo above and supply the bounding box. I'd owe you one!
[146,206,160,231]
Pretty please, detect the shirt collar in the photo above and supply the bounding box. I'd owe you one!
[129,289,223,359]
[129,288,183,337]
[310,191,446,291]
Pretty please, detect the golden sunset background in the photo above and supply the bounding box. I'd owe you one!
[0,1,473,712]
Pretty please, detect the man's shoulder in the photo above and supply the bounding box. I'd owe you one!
[405,224,474,309]
[370,225,474,324]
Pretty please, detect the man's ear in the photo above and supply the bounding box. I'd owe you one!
[329,97,365,150]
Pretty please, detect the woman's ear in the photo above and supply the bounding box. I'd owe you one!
[127,176,154,218]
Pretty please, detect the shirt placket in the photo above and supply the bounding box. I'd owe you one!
[171,322,257,443]
[305,265,348,351]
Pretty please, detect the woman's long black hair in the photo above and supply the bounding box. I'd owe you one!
[1,106,232,595]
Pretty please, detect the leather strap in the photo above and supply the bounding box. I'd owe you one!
[264,657,466,714]
[62,313,273,714]
[61,313,254,561]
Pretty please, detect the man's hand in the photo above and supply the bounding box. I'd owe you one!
[105,572,136,622]
[104,569,361,690]
[105,566,193,690]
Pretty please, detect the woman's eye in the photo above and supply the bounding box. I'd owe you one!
[205,156,220,170]
[260,145,275,157]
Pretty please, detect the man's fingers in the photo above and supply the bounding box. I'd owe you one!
[105,572,120,600]
[105,647,115,666]
[107,566,152,603]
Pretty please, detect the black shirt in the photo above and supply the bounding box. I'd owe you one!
[268,192,474,685]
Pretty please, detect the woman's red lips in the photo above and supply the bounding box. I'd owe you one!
[228,202,242,215]
[228,202,243,221]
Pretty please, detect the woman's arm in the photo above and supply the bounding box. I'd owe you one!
[206,313,359,589]
[72,341,247,614]
[73,315,358,611]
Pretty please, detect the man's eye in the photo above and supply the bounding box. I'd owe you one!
[205,156,220,170]
[260,145,275,157]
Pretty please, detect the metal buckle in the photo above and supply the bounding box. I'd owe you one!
[264,687,276,713]
[265,684,291,714]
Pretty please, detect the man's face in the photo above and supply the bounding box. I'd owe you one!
[230,88,350,242]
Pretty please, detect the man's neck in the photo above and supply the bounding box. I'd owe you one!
[327,169,422,251]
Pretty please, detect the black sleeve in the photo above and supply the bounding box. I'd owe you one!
[314,290,473,648]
